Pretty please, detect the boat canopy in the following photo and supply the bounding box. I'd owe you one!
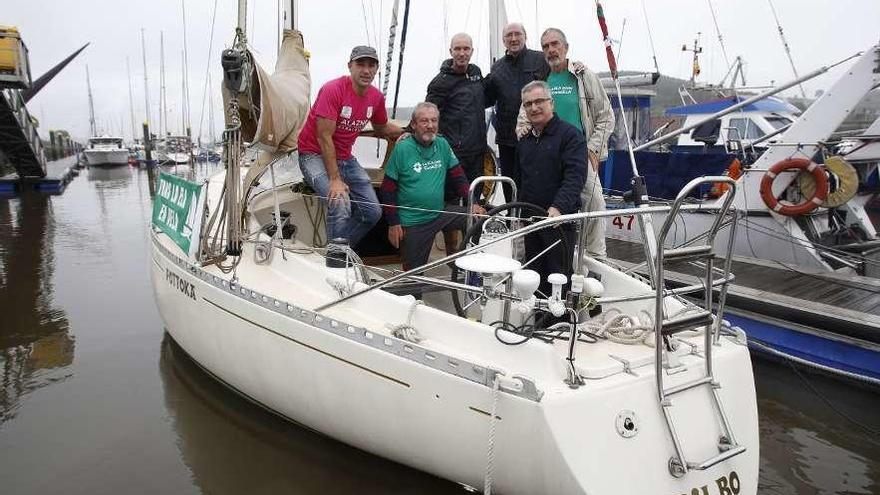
[665,96,801,117]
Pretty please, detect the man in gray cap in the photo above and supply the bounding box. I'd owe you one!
[298,46,403,247]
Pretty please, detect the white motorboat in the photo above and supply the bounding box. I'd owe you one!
[149,10,759,493]
[83,136,129,167]
[606,45,880,276]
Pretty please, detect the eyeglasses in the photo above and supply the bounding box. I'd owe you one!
[522,97,550,109]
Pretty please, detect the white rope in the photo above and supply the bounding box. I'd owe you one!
[484,374,502,495]
[386,298,424,343]
[580,308,655,345]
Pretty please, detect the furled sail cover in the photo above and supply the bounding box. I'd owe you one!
[230,29,311,211]
[226,29,311,152]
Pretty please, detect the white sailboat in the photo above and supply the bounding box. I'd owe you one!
[150,2,759,493]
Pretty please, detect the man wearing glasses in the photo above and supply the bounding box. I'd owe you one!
[517,80,587,298]
[517,27,615,260]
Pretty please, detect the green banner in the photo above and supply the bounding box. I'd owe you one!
[152,172,204,256]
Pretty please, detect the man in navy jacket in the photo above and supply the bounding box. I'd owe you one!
[516,80,587,297]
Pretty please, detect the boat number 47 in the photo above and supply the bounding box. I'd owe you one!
[675,471,741,495]
[611,215,635,230]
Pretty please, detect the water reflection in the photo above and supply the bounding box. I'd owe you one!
[158,334,464,494]
[0,192,73,424]
[86,166,133,183]
[755,360,880,494]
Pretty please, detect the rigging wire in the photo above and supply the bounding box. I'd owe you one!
[706,0,731,72]
[766,0,806,98]
[639,0,660,73]
[196,0,220,146]
[360,0,372,44]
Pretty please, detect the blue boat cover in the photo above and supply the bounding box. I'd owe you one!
[600,149,736,200]
[664,96,800,117]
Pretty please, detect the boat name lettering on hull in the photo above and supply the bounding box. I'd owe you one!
[674,470,740,495]
[166,268,196,300]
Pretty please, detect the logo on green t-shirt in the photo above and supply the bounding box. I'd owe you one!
[548,71,584,132]
[384,137,459,226]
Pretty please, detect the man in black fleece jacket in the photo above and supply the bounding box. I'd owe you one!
[425,32,488,197]
[517,80,587,297]
[484,22,550,202]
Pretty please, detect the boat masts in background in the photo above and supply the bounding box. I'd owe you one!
[633,53,860,153]
[140,28,151,128]
[390,0,410,119]
[180,0,192,137]
[126,57,137,141]
[85,64,96,137]
[160,31,168,138]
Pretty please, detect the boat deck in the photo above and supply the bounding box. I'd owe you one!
[606,237,880,343]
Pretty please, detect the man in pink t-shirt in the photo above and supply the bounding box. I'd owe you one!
[298,45,403,248]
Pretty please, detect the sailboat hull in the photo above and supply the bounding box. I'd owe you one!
[150,230,759,494]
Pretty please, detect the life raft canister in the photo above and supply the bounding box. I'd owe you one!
[759,157,828,216]
[708,158,742,198]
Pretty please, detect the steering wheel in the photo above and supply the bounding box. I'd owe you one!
[450,201,572,318]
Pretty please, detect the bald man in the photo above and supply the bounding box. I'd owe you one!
[426,32,488,200]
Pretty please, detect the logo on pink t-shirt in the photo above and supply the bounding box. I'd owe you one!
[298,76,388,160]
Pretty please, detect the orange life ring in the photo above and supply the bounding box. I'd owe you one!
[759,158,828,216]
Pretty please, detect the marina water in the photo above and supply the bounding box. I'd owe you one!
[0,163,878,494]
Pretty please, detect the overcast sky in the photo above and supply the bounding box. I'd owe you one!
[9,0,880,142]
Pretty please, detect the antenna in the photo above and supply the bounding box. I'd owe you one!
[767,0,806,98]
[682,32,703,85]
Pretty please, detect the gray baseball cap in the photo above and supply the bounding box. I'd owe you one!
[349,45,379,63]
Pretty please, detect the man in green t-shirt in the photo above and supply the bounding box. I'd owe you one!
[516,28,615,261]
[380,102,485,272]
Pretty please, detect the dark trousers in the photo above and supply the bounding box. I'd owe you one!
[524,226,576,298]
[400,205,469,271]
[497,144,519,203]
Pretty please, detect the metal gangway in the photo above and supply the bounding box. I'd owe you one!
[0,88,47,178]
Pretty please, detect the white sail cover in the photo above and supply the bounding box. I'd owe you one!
[226,29,311,153]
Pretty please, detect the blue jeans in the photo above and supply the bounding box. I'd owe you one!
[298,153,381,246]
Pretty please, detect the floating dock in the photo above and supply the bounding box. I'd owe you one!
[607,237,880,386]
[0,154,80,194]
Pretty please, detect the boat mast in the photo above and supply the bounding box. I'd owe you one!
[126,57,137,141]
[181,0,192,138]
[140,29,151,129]
[767,0,806,98]
[488,0,508,65]
[391,0,411,119]
[181,51,187,135]
[381,0,400,98]
[160,31,168,138]
[85,65,96,137]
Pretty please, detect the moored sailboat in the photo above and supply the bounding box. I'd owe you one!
[149,2,760,493]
